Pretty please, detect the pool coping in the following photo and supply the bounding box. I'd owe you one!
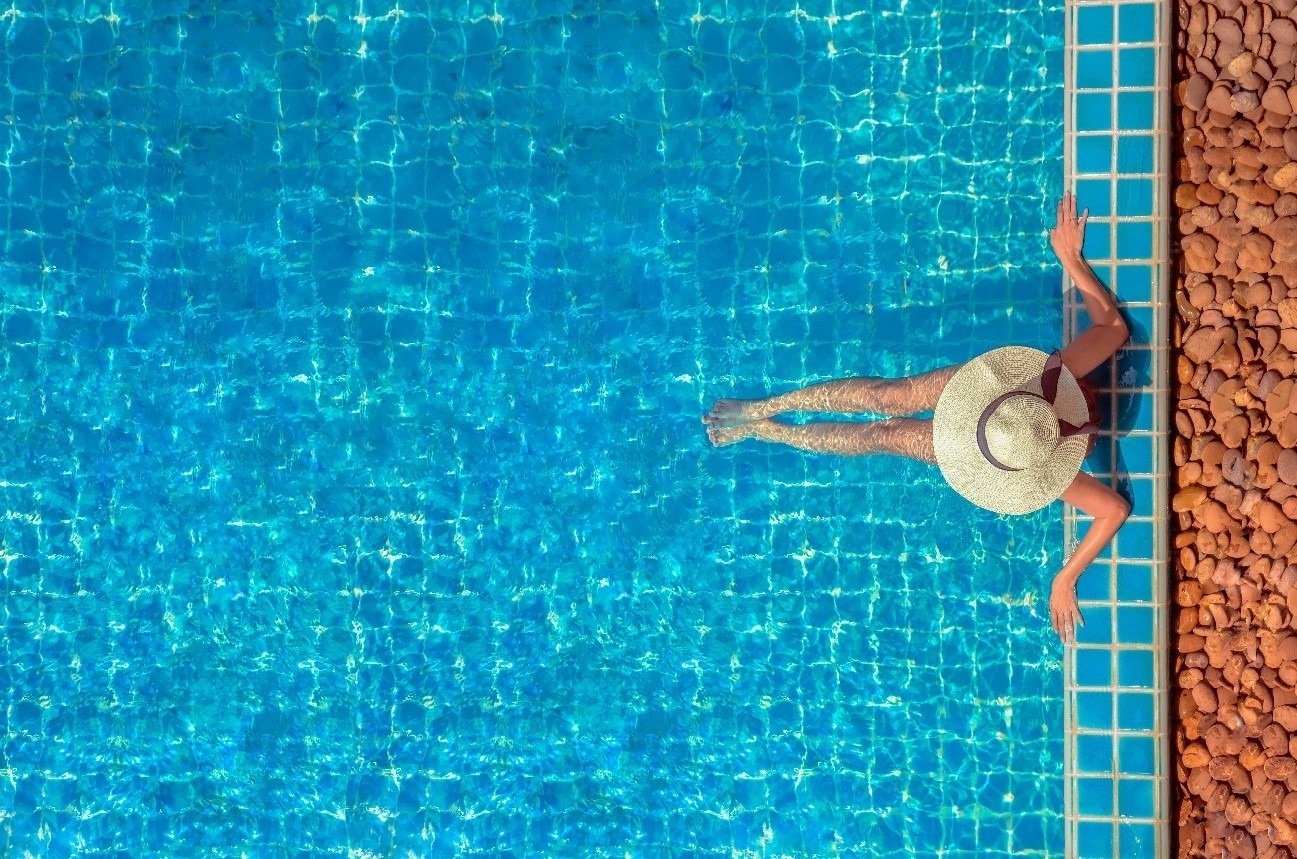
[1061,0,1172,857]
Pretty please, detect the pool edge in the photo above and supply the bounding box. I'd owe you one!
[1062,0,1173,856]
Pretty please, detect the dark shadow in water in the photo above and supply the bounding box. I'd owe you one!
[1080,305,1151,508]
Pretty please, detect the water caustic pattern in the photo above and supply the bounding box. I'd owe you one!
[2,0,1067,855]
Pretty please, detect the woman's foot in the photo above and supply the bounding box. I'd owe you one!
[702,398,762,429]
[705,419,761,447]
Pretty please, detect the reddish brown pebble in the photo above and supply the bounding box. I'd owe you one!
[1185,742,1212,768]
[1277,164,1297,189]
[1185,73,1212,110]
[1267,757,1297,780]
[1208,85,1237,114]
[1184,325,1225,361]
[1173,21,1297,836]
[1175,485,1210,511]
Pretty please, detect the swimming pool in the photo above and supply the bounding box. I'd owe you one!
[1,0,1068,854]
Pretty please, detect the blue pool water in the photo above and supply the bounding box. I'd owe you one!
[1,1,1066,855]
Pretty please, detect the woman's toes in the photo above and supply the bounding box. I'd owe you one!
[707,423,751,447]
[707,399,755,428]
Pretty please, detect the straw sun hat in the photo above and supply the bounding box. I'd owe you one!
[932,346,1099,515]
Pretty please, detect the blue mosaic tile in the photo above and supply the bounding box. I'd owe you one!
[1118,4,1157,43]
[1116,222,1153,259]
[1078,822,1115,859]
[1124,304,1156,337]
[1118,49,1157,88]
[1084,225,1113,259]
[1065,0,1166,851]
[1119,737,1156,777]
[1118,650,1154,688]
[1119,822,1156,853]
[1117,92,1156,130]
[1116,392,1156,432]
[1078,564,1112,601]
[1116,562,1154,603]
[1117,606,1156,645]
[1118,520,1155,559]
[1078,777,1114,816]
[1125,477,1155,519]
[1076,50,1115,88]
[1117,178,1156,216]
[1116,134,1155,174]
[1118,779,1155,819]
[1078,6,1115,44]
[1078,691,1114,730]
[1075,180,1113,216]
[1117,692,1156,732]
[1119,433,1154,474]
[1115,264,1154,302]
[1075,607,1114,645]
[1078,136,1113,173]
[1076,92,1112,131]
[1078,735,1115,774]
[1113,344,1153,390]
[1076,648,1114,687]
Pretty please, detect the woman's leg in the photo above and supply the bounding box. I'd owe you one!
[707,416,938,463]
[705,363,962,427]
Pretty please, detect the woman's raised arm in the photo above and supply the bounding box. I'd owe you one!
[1051,192,1131,380]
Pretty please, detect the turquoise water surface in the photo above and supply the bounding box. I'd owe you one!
[1,1,1066,855]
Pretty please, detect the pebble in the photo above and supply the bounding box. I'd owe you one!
[1185,743,1212,768]
[1186,73,1212,110]
[1276,163,1297,188]
[1177,5,1297,844]
[1228,52,1256,78]
[1175,485,1210,511]
[1207,84,1237,114]
[1184,325,1225,362]
[1280,450,1297,484]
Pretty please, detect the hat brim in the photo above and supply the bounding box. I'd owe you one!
[932,346,1092,515]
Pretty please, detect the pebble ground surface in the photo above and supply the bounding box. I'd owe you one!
[1174,0,1297,855]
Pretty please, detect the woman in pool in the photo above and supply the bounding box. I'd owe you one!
[703,192,1130,645]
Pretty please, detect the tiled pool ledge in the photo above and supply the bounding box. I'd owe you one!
[1062,0,1172,857]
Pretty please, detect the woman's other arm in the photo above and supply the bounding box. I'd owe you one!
[1049,471,1132,644]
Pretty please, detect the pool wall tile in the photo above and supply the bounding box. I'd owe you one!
[1062,0,1169,855]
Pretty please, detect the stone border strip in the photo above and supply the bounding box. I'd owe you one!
[1065,0,1173,857]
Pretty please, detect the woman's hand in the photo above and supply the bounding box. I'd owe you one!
[1049,191,1088,263]
[1049,575,1084,645]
